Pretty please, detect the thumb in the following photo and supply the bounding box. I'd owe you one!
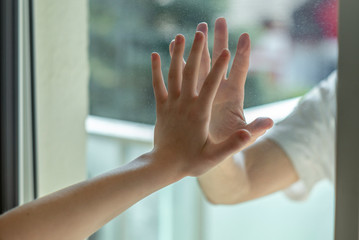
[208,129,251,163]
[246,117,273,138]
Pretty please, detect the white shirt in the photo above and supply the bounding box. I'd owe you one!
[264,71,337,200]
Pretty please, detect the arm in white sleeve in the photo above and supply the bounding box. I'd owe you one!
[265,71,337,200]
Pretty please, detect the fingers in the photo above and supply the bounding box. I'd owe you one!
[245,117,274,138]
[212,18,228,70]
[168,34,185,97]
[169,39,175,55]
[197,23,210,65]
[198,49,230,112]
[169,23,211,93]
[181,31,205,97]
[169,39,185,70]
[228,33,251,91]
[208,130,251,163]
[151,53,167,103]
[197,22,211,91]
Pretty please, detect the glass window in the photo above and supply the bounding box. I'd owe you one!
[87,0,337,239]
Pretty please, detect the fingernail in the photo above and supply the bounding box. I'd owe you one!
[254,117,273,128]
[216,17,226,23]
[151,52,157,61]
[238,33,249,53]
[221,48,230,57]
[195,31,204,40]
[175,34,184,44]
[197,22,208,34]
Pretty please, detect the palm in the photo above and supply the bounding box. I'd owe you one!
[210,81,246,142]
[170,18,273,146]
[207,18,273,145]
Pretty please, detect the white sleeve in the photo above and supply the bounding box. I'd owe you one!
[264,71,337,200]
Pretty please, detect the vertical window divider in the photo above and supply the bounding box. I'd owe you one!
[335,0,359,239]
[18,0,37,205]
[29,0,38,200]
[0,0,20,213]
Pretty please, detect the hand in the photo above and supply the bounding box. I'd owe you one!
[151,32,251,177]
[169,18,273,148]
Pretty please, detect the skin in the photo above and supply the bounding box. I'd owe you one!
[169,18,299,204]
[0,30,254,240]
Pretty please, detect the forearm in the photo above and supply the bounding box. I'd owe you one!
[0,152,183,240]
[198,154,250,204]
[198,139,299,205]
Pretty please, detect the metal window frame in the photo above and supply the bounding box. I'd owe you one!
[0,0,20,213]
[18,0,37,203]
[29,0,38,201]
[0,0,37,213]
[335,0,359,239]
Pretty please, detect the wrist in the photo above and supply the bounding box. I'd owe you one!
[141,150,187,184]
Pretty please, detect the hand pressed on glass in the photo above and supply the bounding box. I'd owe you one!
[151,32,251,177]
[169,18,274,149]
[0,20,266,240]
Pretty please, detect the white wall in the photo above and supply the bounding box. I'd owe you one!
[34,0,89,196]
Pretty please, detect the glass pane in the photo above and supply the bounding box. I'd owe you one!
[87,0,337,239]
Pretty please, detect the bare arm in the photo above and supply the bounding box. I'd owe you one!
[0,154,183,240]
[0,32,251,240]
[174,18,297,204]
[198,139,299,204]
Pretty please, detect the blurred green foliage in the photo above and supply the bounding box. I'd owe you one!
[89,0,311,124]
[89,0,227,124]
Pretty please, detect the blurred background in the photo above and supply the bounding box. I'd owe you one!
[89,0,338,124]
[86,0,337,239]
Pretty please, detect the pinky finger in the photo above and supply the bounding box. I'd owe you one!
[151,53,168,103]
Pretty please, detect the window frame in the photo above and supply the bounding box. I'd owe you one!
[0,0,38,213]
[0,0,20,213]
[335,0,359,239]
[7,0,358,237]
[18,0,38,204]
